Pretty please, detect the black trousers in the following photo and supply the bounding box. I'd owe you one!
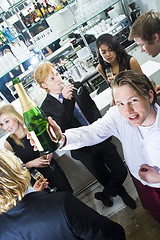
[71,139,127,198]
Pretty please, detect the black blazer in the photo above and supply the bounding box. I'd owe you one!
[41,82,103,160]
[0,191,125,240]
[41,82,101,132]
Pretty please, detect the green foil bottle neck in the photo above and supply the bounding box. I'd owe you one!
[12,77,21,85]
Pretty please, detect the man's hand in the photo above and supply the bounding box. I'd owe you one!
[138,164,160,183]
[62,83,74,100]
[27,117,66,151]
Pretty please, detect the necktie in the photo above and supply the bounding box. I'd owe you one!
[73,106,88,126]
[59,94,88,126]
[59,93,63,102]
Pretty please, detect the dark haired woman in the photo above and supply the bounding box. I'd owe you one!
[96,33,142,84]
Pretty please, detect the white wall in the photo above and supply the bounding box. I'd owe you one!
[135,0,160,12]
[123,0,160,18]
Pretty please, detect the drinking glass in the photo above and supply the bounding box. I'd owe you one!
[106,67,113,78]
[106,67,114,84]
[61,80,83,95]
[31,169,57,192]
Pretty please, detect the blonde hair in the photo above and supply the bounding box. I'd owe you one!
[0,149,30,213]
[0,104,25,147]
[34,61,55,93]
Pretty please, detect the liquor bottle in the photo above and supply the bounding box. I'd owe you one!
[57,62,65,74]
[33,2,43,18]
[19,12,32,28]
[41,3,49,17]
[60,58,67,71]
[35,0,45,18]
[66,56,76,67]
[28,8,40,23]
[12,78,59,155]
[44,0,55,14]
[0,30,8,44]
[53,0,62,11]
[2,25,15,41]
[60,0,68,6]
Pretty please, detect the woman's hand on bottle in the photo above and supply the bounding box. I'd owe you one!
[44,152,53,164]
[40,153,53,165]
[62,83,74,100]
[33,177,49,191]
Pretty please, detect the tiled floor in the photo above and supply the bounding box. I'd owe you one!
[76,174,138,217]
[76,174,160,239]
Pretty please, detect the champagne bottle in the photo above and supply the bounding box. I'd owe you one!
[12,78,59,155]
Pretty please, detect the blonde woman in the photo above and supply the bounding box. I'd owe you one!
[0,104,73,193]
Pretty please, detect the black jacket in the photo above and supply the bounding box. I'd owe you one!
[41,82,103,160]
[0,191,125,240]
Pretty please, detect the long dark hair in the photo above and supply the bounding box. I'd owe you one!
[96,34,129,77]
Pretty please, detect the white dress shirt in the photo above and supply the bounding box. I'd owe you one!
[63,103,160,188]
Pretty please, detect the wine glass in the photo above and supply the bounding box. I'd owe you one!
[106,67,114,78]
[61,79,83,96]
[31,169,57,192]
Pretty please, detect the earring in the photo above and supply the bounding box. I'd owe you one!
[117,56,121,62]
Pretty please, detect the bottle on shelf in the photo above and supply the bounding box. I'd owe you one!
[0,29,8,44]
[66,55,75,67]
[33,2,43,18]
[44,0,55,14]
[60,58,67,71]
[52,0,62,11]
[60,0,68,6]
[35,0,45,18]
[19,12,32,28]
[57,61,66,75]
[2,25,15,42]
[28,8,40,23]
[12,77,59,155]
[41,3,49,17]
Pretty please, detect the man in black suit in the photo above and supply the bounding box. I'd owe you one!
[0,149,126,240]
[34,61,136,209]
